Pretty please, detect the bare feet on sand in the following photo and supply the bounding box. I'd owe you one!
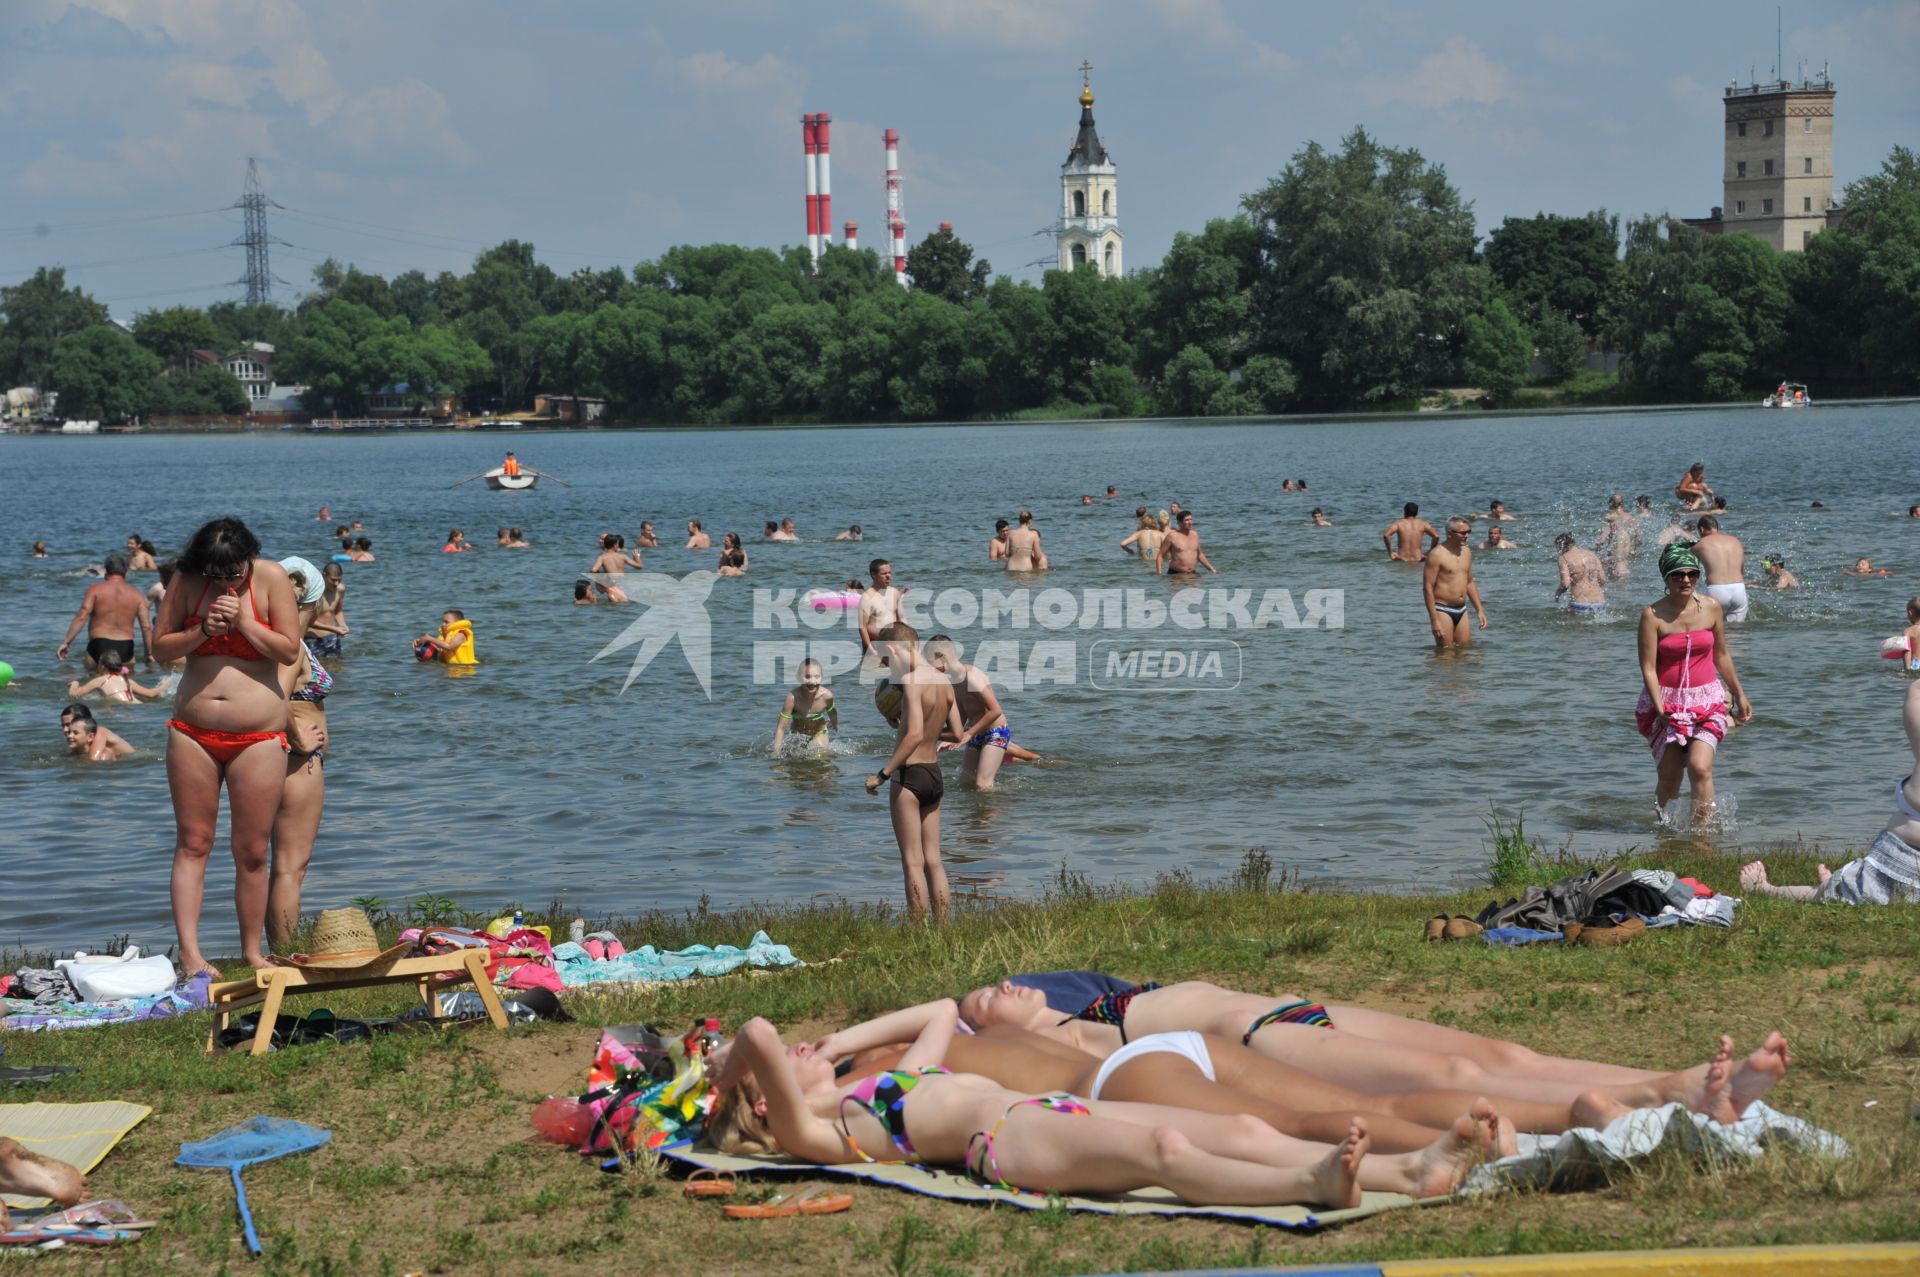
[0,1138,86,1208]
[1729,1031,1791,1116]
[1313,1117,1368,1209]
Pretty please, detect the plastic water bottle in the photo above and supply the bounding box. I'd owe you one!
[531,1096,593,1145]
[512,907,524,930]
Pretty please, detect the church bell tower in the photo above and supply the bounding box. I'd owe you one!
[1057,63,1122,277]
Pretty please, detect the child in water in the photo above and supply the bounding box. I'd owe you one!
[413,610,477,664]
[67,665,167,705]
[773,658,837,752]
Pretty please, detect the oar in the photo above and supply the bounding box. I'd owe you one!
[531,469,570,487]
[449,472,487,488]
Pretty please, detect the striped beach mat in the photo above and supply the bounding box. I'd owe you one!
[0,1100,152,1208]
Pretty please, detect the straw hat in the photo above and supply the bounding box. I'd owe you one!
[292,908,402,968]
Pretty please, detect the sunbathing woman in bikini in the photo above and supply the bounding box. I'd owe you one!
[958,977,1789,1126]
[708,1000,1492,1206]
[820,999,1540,1175]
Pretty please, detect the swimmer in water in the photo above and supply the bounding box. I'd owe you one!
[349,537,375,563]
[1282,480,1295,493]
[926,634,1011,790]
[1297,479,1309,492]
[1157,510,1217,576]
[1080,494,1094,506]
[572,580,598,605]
[720,531,748,570]
[1555,533,1607,616]
[1479,525,1519,551]
[858,559,908,652]
[1311,507,1333,527]
[60,703,133,761]
[315,506,330,522]
[503,527,529,548]
[1656,517,1695,550]
[588,534,635,603]
[1636,495,1654,518]
[1424,517,1487,649]
[773,657,837,753]
[835,524,864,541]
[1472,500,1515,523]
[1120,511,1166,559]
[1598,493,1640,579]
[1106,485,1118,499]
[716,549,747,577]
[1845,557,1891,576]
[1761,555,1798,590]
[988,519,1011,562]
[32,540,48,557]
[1383,503,1440,562]
[1675,463,1714,507]
[443,529,473,553]
[125,535,158,572]
[1006,511,1048,572]
[637,521,659,548]
[686,520,711,550]
[68,665,166,705]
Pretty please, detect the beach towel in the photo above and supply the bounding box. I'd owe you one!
[0,973,211,1033]
[1464,1100,1844,1194]
[548,931,802,988]
[657,1141,1428,1229]
[0,1101,151,1209]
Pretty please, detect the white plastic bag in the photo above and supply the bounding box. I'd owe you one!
[56,947,178,1002]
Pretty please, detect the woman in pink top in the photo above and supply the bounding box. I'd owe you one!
[1636,542,1752,826]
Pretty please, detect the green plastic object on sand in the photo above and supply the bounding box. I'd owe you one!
[176,1116,331,1255]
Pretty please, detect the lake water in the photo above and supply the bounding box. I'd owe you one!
[3,405,1917,952]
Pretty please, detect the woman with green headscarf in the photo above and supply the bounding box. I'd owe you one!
[1635,542,1753,826]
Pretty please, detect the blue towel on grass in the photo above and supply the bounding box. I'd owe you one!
[549,930,802,987]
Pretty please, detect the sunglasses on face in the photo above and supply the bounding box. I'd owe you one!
[1667,570,1700,582]
[205,565,248,582]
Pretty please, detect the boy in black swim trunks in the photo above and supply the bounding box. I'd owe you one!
[865,621,954,922]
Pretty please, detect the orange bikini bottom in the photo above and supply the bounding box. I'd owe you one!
[167,719,289,765]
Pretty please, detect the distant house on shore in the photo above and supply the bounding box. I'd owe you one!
[532,393,607,423]
[224,343,276,403]
[367,384,459,419]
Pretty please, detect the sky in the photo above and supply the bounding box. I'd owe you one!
[2,0,1915,320]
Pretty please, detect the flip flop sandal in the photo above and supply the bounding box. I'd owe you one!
[683,1170,737,1199]
[723,1183,854,1219]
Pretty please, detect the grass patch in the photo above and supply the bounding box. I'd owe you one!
[4,853,1918,1272]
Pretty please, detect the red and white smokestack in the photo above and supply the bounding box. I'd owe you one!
[815,114,832,255]
[885,127,906,287]
[844,221,858,252]
[802,114,819,265]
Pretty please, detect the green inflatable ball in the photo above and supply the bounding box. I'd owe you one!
[0,661,13,689]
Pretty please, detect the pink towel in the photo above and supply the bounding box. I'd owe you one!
[506,962,565,993]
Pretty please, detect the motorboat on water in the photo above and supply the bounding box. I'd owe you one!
[1762,382,1812,408]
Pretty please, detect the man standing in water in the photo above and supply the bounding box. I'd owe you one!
[1694,514,1748,623]
[858,559,907,652]
[1555,533,1608,616]
[1383,503,1440,562]
[1423,518,1488,649]
[988,519,1011,562]
[685,520,711,550]
[1156,510,1218,575]
[1675,463,1714,506]
[1006,511,1047,571]
[55,552,149,669]
[866,621,954,921]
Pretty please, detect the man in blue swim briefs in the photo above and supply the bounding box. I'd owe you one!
[1555,533,1607,616]
[926,634,1011,790]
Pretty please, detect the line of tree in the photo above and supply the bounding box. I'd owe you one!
[4,133,1915,423]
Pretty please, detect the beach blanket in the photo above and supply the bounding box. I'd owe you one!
[1464,1100,1845,1194]
[0,1101,151,1209]
[548,931,802,988]
[0,973,211,1033]
[657,1141,1427,1229]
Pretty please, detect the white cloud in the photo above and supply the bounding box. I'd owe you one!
[1374,37,1517,110]
[679,49,801,95]
[68,0,345,122]
[1144,0,1240,46]
[159,60,257,109]
[1251,43,1299,76]
[323,79,473,170]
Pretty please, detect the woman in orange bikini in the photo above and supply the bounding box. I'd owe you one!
[153,519,303,977]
